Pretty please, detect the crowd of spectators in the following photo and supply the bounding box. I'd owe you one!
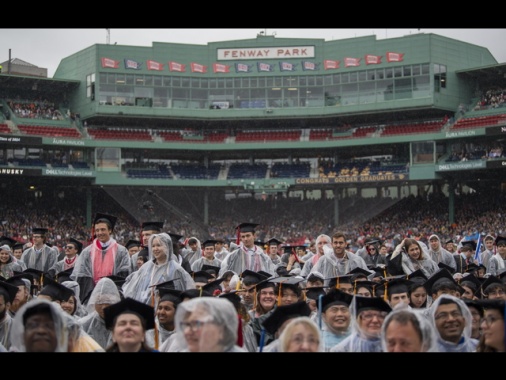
[7,99,65,120]
[447,140,506,162]
[0,185,504,257]
[473,88,506,111]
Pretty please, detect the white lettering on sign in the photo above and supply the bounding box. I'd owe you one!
[218,46,315,60]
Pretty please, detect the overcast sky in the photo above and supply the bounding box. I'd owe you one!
[1,28,505,78]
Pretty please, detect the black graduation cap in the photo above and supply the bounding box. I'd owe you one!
[463,298,484,317]
[269,276,304,289]
[193,270,215,284]
[236,222,259,233]
[327,274,353,289]
[321,288,354,311]
[240,270,269,285]
[498,269,506,283]
[304,286,327,300]
[459,274,483,298]
[480,275,504,296]
[354,295,392,314]
[0,279,20,303]
[125,239,141,250]
[275,265,291,277]
[32,227,48,235]
[254,239,266,247]
[378,277,414,298]
[153,279,176,293]
[5,273,33,288]
[202,239,218,248]
[423,268,457,294]
[262,301,311,335]
[438,262,456,274]
[306,272,325,284]
[168,232,183,245]
[23,268,46,284]
[201,264,220,278]
[354,280,378,296]
[93,213,117,230]
[202,278,224,295]
[137,248,149,260]
[461,240,477,251]
[104,275,127,288]
[218,290,242,309]
[254,278,277,292]
[68,238,83,253]
[465,263,480,274]
[407,269,428,282]
[38,275,75,302]
[445,238,454,245]
[141,221,164,232]
[369,266,388,279]
[0,236,17,248]
[257,271,272,279]
[104,297,156,330]
[347,267,373,277]
[55,268,74,283]
[159,288,183,305]
[495,235,506,246]
[267,238,283,246]
[476,298,506,312]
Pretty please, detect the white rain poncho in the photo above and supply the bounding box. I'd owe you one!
[173,297,246,352]
[380,304,439,352]
[10,298,69,352]
[427,294,477,352]
[122,233,195,304]
[78,277,121,349]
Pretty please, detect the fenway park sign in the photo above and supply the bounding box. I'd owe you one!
[217,46,315,60]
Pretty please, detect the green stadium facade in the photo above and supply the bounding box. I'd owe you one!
[0,32,505,228]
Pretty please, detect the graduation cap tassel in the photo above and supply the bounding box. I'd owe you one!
[383,281,388,302]
[318,293,323,330]
[253,287,258,309]
[235,278,242,291]
[277,283,282,306]
[151,287,159,350]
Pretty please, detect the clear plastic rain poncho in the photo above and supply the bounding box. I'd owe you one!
[300,234,332,278]
[380,304,439,352]
[9,298,69,352]
[78,277,122,350]
[329,295,389,352]
[173,297,246,352]
[61,280,88,318]
[427,294,477,352]
[64,312,105,352]
[122,233,195,305]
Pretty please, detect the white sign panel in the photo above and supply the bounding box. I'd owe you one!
[217,46,315,60]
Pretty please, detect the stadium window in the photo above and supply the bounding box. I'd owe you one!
[394,67,402,78]
[201,78,208,88]
[126,75,134,85]
[144,75,153,86]
[154,76,162,87]
[217,79,225,88]
[358,71,366,82]
[163,76,172,87]
[412,65,420,76]
[86,73,95,101]
[349,72,357,83]
[173,77,181,87]
[385,68,393,78]
[258,78,265,87]
[403,65,412,77]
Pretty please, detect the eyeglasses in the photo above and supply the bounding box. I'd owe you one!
[65,246,75,250]
[290,335,319,346]
[360,311,388,321]
[434,311,463,321]
[260,291,275,296]
[179,320,212,332]
[481,316,502,326]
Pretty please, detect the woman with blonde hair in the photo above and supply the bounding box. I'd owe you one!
[278,316,323,352]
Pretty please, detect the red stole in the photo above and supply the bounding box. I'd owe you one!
[91,240,118,284]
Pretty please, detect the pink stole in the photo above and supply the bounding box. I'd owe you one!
[91,240,118,284]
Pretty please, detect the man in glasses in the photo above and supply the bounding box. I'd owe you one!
[20,228,59,273]
[48,238,83,280]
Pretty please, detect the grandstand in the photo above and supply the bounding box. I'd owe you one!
[0,31,506,243]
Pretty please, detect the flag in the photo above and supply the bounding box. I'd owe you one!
[474,234,483,264]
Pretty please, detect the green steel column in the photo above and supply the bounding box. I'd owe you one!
[204,190,209,225]
[86,187,92,229]
[448,182,455,224]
